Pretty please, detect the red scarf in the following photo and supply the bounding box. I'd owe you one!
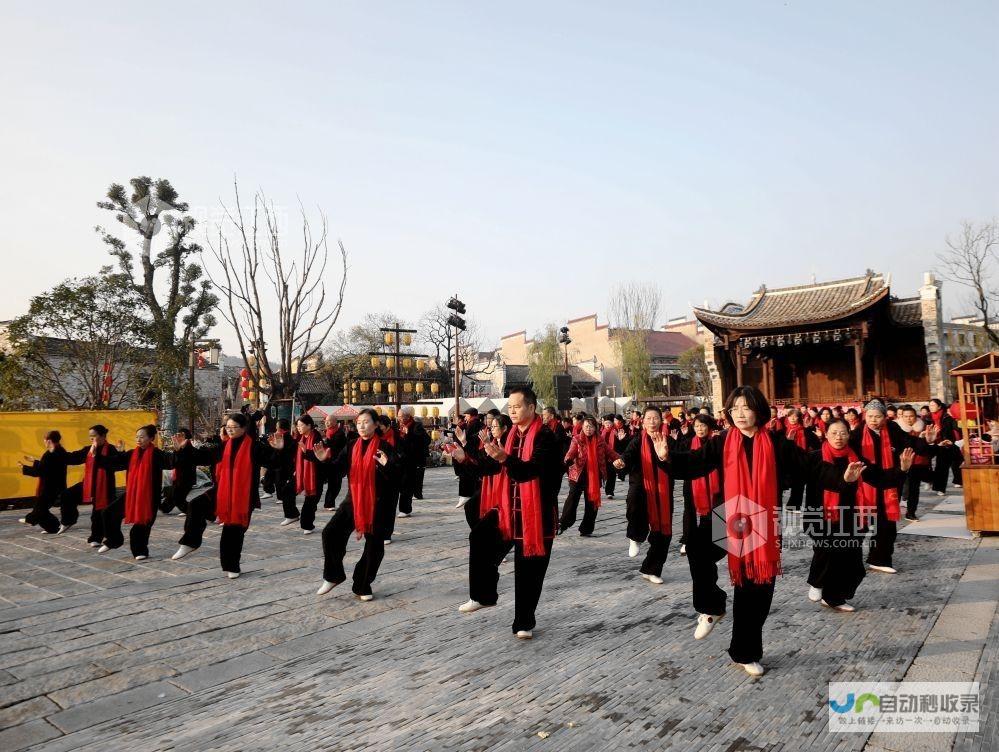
[215,436,254,527]
[124,446,155,525]
[640,430,672,535]
[721,429,781,586]
[902,425,930,466]
[689,434,720,517]
[785,424,807,450]
[325,423,340,440]
[820,442,859,522]
[479,432,507,519]
[83,444,111,509]
[583,434,602,508]
[296,430,319,496]
[349,435,382,537]
[493,417,546,557]
[546,418,560,433]
[859,426,900,522]
[815,418,828,434]
[381,427,396,447]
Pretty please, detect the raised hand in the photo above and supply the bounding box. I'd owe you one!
[312,442,329,461]
[613,458,626,470]
[482,439,508,463]
[923,423,939,443]
[375,449,388,466]
[171,433,187,449]
[843,461,865,483]
[19,454,35,467]
[219,426,227,442]
[115,440,126,452]
[616,429,626,440]
[652,433,669,461]
[451,445,466,463]
[477,428,491,446]
[269,432,287,451]
[454,426,466,445]
[899,447,915,473]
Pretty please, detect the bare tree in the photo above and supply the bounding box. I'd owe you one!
[937,220,999,348]
[205,179,348,401]
[418,305,496,395]
[607,282,662,399]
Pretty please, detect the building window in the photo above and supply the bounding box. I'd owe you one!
[957,333,965,347]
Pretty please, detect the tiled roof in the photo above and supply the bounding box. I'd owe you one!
[890,298,923,327]
[504,364,600,386]
[296,372,338,395]
[694,272,889,332]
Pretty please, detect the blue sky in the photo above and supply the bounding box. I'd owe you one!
[1,1,996,351]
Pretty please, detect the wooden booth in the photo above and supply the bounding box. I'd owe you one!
[950,352,999,534]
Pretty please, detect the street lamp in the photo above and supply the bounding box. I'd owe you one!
[558,326,572,374]
[446,295,467,414]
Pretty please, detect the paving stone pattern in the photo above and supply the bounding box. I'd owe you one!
[0,469,994,751]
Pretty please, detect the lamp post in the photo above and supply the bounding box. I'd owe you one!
[558,326,572,374]
[446,295,467,418]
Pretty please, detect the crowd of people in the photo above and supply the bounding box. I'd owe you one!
[15,386,987,678]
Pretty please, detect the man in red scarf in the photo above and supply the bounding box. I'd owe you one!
[65,424,123,547]
[542,406,571,493]
[396,406,431,518]
[896,405,934,520]
[927,398,963,495]
[321,414,348,510]
[458,386,560,640]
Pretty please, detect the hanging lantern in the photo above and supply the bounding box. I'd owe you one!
[430,382,440,395]
[428,358,438,370]
[432,407,440,417]
[431,429,441,441]
[416,382,425,395]
[403,382,413,393]
[386,356,396,369]
[375,406,383,415]
[402,357,412,370]
[416,359,425,371]
[384,332,395,346]
[103,375,113,388]
[240,367,250,378]
[419,406,428,417]
[386,407,396,419]
[242,389,251,399]
[373,381,383,394]
[360,381,370,393]
[388,382,397,394]
[402,333,412,346]
[370,356,380,370]
[343,397,349,405]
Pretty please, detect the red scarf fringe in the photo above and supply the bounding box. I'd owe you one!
[584,434,602,509]
[821,442,859,522]
[216,436,254,526]
[859,426,900,522]
[124,446,155,525]
[640,430,672,535]
[689,434,720,517]
[494,417,546,556]
[84,444,111,509]
[296,430,319,496]
[349,436,381,537]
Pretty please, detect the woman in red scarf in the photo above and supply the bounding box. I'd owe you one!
[321,414,348,510]
[611,406,675,585]
[451,414,512,529]
[282,415,325,535]
[663,387,862,677]
[804,418,914,612]
[313,409,399,600]
[782,408,820,510]
[927,398,963,495]
[848,399,933,575]
[458,387,561,641]
[174,413,280,577]
[95,425,175,560]
[65,424,123,549]
[559,415,619,536]
[679,413,722,574]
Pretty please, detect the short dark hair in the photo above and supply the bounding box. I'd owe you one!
[494,414,513,432]
[825,417,851,433]
[44,430,62,443]
[542,406,557,416]
[357,408,379,424]
[296,414,315,427]
[508,385,537,407]
[899,404,917,416]
[376,414,392,428]
[582,415,599,431]
[176,428,192,440]
[138,424,158,439]
[574,411,588,420]
[929,398,946,409]
[463,408,479,418]
[642,405,663,418]
[89,424,109,436]
[844,408,860,418]
[487,408,501,417]
[692,413,717,431]
[276,418,291,431]
[226,413,249,428]
[723,386,771,429]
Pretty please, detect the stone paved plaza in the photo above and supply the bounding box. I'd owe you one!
[0,468,995,751]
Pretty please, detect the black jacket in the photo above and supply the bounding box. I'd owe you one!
[318,434,401,538]
[22,446,70,501]
[66,443,121,504]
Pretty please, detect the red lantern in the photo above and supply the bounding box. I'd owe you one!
[242,389,251,399]
[949,402,978,421]
[102,361,111,373]
[103,375,113,388]
[101,390,110,403]
[197,355,207,369]
[240,367,251,378]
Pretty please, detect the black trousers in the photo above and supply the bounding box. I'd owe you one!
[384,485,401,539]
[220,525,248,573]
[25,493,63,533]
[463,494,482,530]
[932,444,963,492]
[807,538,865,607]
[261,467,276,495]
[786,483,805,510]
[398,465,417,515]
[904,465,931,516]
[604,463,617,497]
[278,474,299,520]
[61,483,90,528]
[640,531,671,577]
[468,509,554,633]
[686,507,726,616]
[321,499,385,596]
[300,493,322,531]
[91,498,125,548]
[679,500,693,546]
[179,490,216,549]
[866,500,897,568]
[728,580,776,665]
[559,481,598,535]
[413,466,426,499]
[129,505,158,558]
[323,471,343,509]
[159,483,192,515]
[626,490,649,543]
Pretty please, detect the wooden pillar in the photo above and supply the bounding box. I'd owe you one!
[873,350,883,396]
[853,340,863,400]
[735,344,743,386]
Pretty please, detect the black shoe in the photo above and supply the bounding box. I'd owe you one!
[606,494,614,499]
[905,514,917,521]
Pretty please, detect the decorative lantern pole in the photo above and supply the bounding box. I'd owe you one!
[446,295,467,418]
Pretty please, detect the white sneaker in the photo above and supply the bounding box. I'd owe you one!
[821,599,856,612]
[954,483,962,488]
[739,661,765,677]
[18,517,28,524]
[88,541,100,548]
[172,545,195,560]
[317,580,338,596]
[225,571,240,579]
[628,540,640,558]
[303,528,314,535]
[694,613,723,640]
[97,545,110,553]
[515,630,533,640]
[458,599,490,613]
[57,524,71,535]
[455,496,472,508]
[280,517,299,526]
[679,544,686,556]
[397,512,411,518]
[808,586,823,602]
[357,594,374,602]
[641,573,664,585]
[868,564,898,574]
[500,557,509,564]
[260,492,274,499]
[384,539,392,545]
[134,555,148,561]
[936,491,946,497]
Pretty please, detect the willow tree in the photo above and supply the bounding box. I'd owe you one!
[527,324,563,407]
[97,177,217,429]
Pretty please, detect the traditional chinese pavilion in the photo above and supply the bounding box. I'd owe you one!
[693,271,947,407]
